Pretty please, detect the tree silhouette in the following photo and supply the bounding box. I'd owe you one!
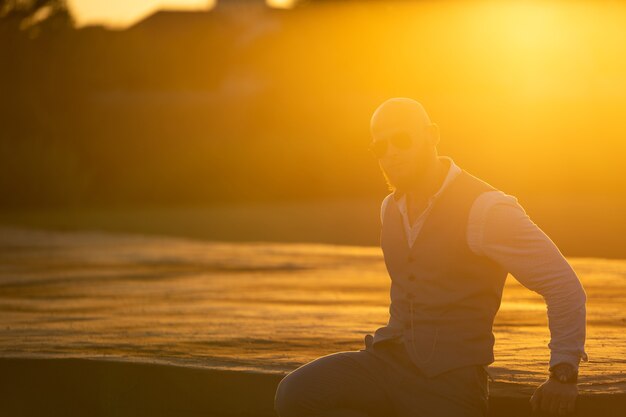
[0,0,73,38]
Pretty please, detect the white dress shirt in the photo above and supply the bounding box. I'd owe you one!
[380,156,589,371]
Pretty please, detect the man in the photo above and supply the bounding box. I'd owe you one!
[274,97,588,417]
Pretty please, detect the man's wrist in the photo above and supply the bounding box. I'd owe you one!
[548,362,578,384]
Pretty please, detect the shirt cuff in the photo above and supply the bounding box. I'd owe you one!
[549,350,589,372]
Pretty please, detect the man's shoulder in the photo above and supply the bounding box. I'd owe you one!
[470,189,524,223]
[455,170,522,206]
[467,189,526,255]
[458,169,524,221]
[457,169,500,193]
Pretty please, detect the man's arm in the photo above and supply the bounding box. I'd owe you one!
[468,191,588,371]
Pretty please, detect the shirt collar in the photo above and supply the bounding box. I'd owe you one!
[394,156,461,203]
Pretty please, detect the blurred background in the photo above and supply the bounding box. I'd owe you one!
[2,3,626,414]
[1,0,625,256]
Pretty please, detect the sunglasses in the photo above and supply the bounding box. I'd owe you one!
[368,131,414,158]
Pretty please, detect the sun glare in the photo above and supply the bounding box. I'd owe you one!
[267,0,297,9]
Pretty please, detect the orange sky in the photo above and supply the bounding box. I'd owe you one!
[63,0,626,197]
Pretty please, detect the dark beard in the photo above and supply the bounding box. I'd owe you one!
[393,153,430,193]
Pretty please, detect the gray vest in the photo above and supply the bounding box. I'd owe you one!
[373,169,509,377]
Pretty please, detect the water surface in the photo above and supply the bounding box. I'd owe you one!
[0,226,624,394]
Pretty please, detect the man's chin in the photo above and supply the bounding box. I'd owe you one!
[391,176,420,192]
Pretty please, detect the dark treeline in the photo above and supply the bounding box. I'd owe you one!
[1,0,623,210]
[1,0,80,207]
[2,1,386,208]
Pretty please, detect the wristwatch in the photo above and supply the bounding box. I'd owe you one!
[549,362,578,384]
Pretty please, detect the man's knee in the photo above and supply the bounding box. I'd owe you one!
[274,352,374,417]
[274,371,307,417]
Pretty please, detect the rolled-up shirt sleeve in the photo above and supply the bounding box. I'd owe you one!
[468,191,589,372]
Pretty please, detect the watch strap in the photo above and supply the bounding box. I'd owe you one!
[549,362,578,384]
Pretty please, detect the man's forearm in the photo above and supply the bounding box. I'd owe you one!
[546,286,588,372]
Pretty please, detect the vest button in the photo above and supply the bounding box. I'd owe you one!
[406,292,415,299]
[404,322,411,329]
[407,255,414,262]
[407,274,415,281]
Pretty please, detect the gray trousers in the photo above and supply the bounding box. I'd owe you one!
[274,334,489,417]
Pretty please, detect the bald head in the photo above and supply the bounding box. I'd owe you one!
[369,98,441,193]
[370,97,433,142]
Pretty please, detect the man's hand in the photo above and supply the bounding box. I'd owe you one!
[530,378,578,415]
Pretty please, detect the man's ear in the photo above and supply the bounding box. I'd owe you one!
[427,123,440,146]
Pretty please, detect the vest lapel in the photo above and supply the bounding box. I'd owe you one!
[391,172,464,255]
